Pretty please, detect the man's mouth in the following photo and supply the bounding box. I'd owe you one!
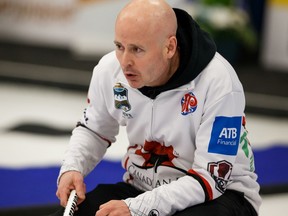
[125,73,136,77]
[124,70,137,78]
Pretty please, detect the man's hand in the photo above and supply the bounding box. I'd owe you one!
[56,171,86,207]
[96,200,131,216]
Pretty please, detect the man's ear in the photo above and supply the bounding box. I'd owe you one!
[166,35,177,58]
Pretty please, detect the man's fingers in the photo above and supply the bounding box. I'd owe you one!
[96,207,109,216]
[56,171,85,207]
[75,182,86,204]
[56,187,71,207]
[96,200,131,216]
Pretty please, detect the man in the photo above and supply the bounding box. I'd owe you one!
[52,0,261,215]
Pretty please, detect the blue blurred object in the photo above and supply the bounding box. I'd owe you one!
[0,160,124,208]
[254,145,288,186]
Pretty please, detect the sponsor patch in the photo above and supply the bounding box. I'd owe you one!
[181,92,197,115]
[113,83,131,112]
[208,160,232,193]
[148,209,159,216]
[208,116,242,155]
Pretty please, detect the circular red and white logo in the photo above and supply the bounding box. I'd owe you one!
[181,92,197,115]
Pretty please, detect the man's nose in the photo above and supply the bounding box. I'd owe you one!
[121,51,133,68]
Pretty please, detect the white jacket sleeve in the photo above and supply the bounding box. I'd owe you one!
[59,126,109,179]
[58,57,120,180]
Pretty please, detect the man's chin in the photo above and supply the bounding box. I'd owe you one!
[128,81,144,89]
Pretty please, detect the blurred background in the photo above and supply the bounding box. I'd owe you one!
[0,0,287,215]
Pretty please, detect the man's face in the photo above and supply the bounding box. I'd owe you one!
[114,18,171,89]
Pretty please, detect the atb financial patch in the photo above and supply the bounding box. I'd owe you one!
[208,116,242,155]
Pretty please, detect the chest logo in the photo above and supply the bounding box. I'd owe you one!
[113,83,131,112]
[181,92,197,115]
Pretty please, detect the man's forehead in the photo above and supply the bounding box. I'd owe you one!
[115,20,155,43]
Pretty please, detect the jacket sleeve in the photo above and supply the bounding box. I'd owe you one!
[58,56,120,180]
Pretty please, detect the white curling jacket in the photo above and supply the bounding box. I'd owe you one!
[59,51,261,215]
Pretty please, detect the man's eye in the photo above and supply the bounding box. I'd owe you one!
[115,44,123,50]
[132,47,143,53]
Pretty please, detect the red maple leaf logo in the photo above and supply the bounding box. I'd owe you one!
[135,140,176,170]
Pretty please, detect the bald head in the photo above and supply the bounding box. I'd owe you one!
[116,0,177,40]
[114,0,180,88]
